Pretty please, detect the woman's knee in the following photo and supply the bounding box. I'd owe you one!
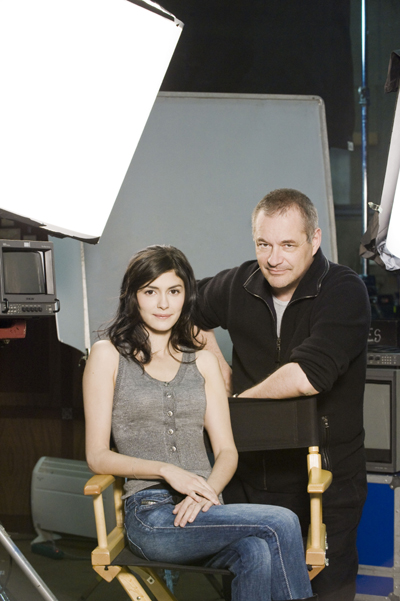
[249,503,301,534]
[254,505,303,550]
[231,536,271,571]
[270,505,302,534]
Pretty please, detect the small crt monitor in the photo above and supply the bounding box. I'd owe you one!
[0,240,59,317]
[364,367,400,473]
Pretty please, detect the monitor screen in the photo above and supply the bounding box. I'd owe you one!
[364,380,392,464]
[3,250,46,294]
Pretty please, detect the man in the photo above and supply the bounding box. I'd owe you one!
[197,188,370,601]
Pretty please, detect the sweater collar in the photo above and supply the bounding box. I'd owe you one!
[243,247,330,303]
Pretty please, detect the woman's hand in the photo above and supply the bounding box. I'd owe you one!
[160,464,220,506]
[172,495,215,527]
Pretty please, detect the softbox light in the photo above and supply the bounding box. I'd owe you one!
[0,0,182,243]
[360,50,400,270]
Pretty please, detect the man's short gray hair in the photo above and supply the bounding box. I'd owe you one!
[252,188,319,243]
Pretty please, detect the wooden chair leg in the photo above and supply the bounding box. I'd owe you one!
[116,567,154,601]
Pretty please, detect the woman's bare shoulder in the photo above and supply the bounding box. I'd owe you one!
[87,340,120,368]
[91,339,118,354]
[195,348,220,376]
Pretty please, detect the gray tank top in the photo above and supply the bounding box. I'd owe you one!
[112,351,213,499]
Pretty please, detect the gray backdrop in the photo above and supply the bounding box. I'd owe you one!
[52,92,336,358]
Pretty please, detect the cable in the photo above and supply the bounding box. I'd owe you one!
[31,541,89,561]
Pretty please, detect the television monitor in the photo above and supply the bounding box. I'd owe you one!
[364,367,400,473]
[0,240,59,318]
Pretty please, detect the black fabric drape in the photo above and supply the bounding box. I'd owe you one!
[160,0,354,148]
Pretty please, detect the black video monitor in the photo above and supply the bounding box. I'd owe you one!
[0,240,59,317]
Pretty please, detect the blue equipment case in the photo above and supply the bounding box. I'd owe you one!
[356,473,400,600]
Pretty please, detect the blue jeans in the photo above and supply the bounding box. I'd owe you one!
[125,488,313,601]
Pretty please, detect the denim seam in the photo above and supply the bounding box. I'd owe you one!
[126,531,152,561]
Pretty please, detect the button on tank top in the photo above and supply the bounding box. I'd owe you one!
[112,351,213,499]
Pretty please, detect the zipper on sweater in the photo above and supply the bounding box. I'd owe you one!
[263,454,268,490]
[275,337,281,366]
[320,415,332,472]
[245,290,281,368]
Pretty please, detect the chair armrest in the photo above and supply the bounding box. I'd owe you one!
[92,526,126,566]
[306,466,331,579]
[83,473,126,564]
[84,474,115,496]
[307,467,332,494]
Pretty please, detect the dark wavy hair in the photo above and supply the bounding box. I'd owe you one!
[105,245,204,365]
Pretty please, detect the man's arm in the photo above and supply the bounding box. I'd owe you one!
[199,329,233,395]
[201,329,318,399]
[237,362,319,399]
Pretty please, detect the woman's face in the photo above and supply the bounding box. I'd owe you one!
[136,270,185,334]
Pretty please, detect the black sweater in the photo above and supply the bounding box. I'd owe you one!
[198,249,371,486]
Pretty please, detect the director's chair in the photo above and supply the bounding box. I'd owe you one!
[84,396,332,601]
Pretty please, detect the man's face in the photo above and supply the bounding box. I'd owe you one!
[253,207,321,301]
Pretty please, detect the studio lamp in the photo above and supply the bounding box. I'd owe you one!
[0,0,183,243]
[361,50,400,270]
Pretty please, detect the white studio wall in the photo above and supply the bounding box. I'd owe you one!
[52,93,336,358]
[0,0,182,241]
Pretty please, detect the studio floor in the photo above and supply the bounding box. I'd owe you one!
[0,532,224,601]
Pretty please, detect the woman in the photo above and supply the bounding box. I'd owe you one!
[83,245,315,601]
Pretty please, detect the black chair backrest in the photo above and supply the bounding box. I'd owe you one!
[228,396,319,452]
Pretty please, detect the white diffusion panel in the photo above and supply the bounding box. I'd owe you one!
[0,0,182,241]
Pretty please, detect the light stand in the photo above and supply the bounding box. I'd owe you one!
[359,0,370,276]
[0,523,59,601]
